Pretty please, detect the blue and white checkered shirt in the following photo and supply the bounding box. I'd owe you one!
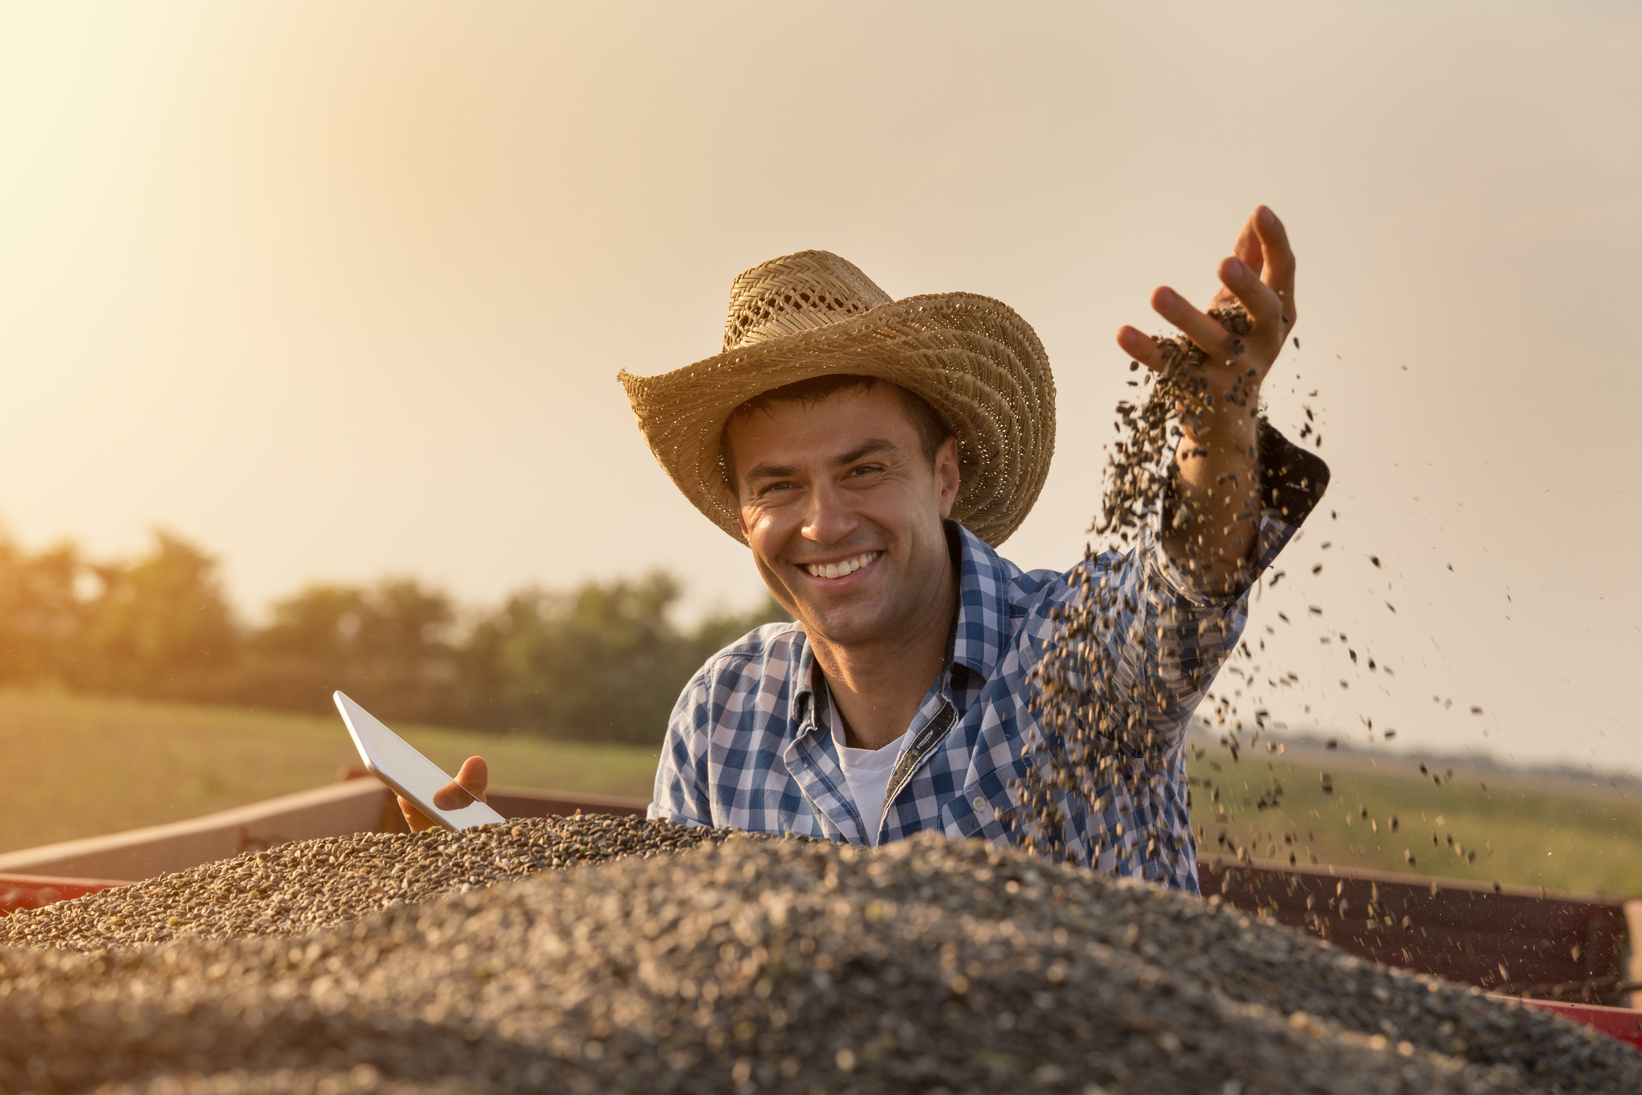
[650,428,1327,892]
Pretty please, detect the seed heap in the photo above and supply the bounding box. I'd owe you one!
[2,830,1636,1094]
[1011,307,1259,871]
[0,813,725,950]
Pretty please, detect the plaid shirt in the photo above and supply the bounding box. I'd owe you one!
[650,426,1328,892]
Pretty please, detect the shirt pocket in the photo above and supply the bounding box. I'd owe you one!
[939,785,1010,845]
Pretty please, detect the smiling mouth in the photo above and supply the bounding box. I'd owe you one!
[803,551,881,580]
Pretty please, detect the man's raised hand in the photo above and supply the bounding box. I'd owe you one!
[399,755,489,832]
[1113,206,1299,593]
[1116,204,1296,402]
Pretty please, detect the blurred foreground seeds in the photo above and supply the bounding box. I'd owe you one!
[1,824,1637,1093]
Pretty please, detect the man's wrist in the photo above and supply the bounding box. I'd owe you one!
[1179,412,1258,456]
[1181,384,1260,445]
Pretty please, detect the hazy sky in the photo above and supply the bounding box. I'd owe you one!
[0,2,1637,771]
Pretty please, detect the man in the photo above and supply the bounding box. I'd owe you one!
[405,206,1327,892]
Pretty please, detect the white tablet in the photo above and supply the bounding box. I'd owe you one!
[334,691,506,832]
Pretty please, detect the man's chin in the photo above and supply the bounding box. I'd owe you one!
[791,602,889,648]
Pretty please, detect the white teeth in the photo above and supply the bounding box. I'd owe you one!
[805,552,879,579]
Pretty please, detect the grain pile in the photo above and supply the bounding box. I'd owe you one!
[0,813,724,949]
[2,827,1637,1094]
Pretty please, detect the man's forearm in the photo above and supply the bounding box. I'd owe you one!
[1115,206,1297,593]
[1163,405,1261,593]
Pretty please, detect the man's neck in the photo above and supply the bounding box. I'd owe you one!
[808,554,958,752]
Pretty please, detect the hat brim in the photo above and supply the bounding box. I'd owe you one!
[618,292,1055,547]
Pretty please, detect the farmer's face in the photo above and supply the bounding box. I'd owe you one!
[726,385,960,648]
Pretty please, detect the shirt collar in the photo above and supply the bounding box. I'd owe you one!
[946,520,1010,683]
[786,520,1011,730]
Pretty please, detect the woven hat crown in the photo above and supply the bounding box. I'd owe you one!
[723,251,893,352]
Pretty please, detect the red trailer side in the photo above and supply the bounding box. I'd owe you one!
[1,872,129,914]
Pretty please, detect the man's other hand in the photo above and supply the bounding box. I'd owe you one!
[399,755,489,832]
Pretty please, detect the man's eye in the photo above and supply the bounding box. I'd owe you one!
[847,464,883,477]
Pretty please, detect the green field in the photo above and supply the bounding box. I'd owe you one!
[0,687,659,855]
[1189,738,1642,897]
[3,689,1639,899]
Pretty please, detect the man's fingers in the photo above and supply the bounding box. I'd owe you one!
[1232,212,1264,276]
[398,794,436,832]
[1120,207,1297,391]
[431,756,489,810]
[402,756,490,831]
[1216,256,1284,329]
[1116,325,1167,372]
[1253,205,1297,326]
[431,781,475,810]
[457,756,488,801]
[1150,286,1232,361]
[1210,209,1274,312]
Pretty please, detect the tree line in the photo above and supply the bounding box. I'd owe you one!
[0,529,787,744]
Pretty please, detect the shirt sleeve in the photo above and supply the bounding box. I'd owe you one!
[647,665,715,826]
[1152,417,1331,600]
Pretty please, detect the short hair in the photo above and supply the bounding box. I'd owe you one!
[721,375,952,489]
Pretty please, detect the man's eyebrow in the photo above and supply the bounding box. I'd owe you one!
[830,439,898,468]
[741,440,901,485]
[742,460,799,484]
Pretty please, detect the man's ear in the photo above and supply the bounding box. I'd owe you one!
[934,435,961,519]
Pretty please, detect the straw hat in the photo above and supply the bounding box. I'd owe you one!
[618,250,1055,547]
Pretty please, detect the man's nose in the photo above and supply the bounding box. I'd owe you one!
[802,481,858,544]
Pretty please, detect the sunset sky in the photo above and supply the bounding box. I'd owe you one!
[0,2,1637,772]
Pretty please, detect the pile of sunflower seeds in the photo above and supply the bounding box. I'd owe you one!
[2,827,1637,1094]
[0,813,724,949]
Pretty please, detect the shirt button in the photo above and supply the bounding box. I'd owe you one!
[972,796,987,812]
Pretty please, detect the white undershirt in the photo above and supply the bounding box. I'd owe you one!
[826,694,907,847]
